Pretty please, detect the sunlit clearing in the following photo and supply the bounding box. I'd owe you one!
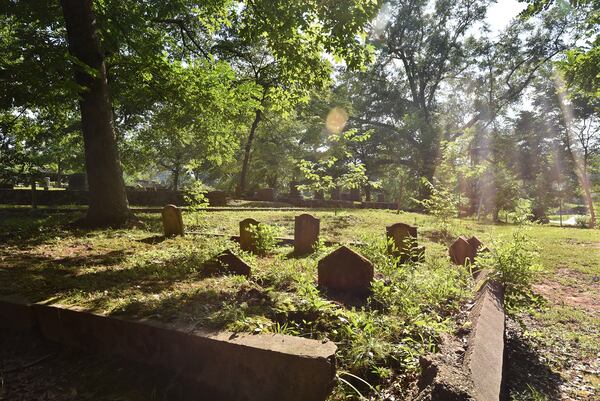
[325,107,348,134]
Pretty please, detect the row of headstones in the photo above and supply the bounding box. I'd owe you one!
[162,204,423,258]
[163,204,486,300]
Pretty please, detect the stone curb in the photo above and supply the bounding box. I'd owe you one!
[464,273,505,401]
[0,298,337,401]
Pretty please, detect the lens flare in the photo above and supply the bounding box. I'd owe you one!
[553,68,595,225]
[325,107,348,134]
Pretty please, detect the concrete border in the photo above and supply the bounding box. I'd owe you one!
[1,298,337,401]
[464,275,505,401]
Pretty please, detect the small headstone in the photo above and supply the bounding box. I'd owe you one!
[449,236,475,265]
[318,246,373,297]
[331,186,341,201]
[467,236,482,253]
[386,223,419,262]
[349,188,361,202]
[255,188,275,201]
[204,249,251,277]
[162,204,184,236]
[290,181,301,199]
[239,218,260,252]
[68,173,88,190]
[294,214,320,255]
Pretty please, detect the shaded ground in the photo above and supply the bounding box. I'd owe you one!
[1,208,599,400]
[0,330,202,401]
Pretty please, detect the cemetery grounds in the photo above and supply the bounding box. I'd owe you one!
[0,208,598,400]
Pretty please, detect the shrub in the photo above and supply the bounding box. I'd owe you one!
[413,178,458,236]
[246,223,282,255]
[476,230,542,312]
[183,181,210,228]
[575,215,591,228]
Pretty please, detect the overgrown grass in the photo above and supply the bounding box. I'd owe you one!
[1,208,599,399]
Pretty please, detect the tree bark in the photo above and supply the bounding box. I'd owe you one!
[236,107,262,197]
[61,0,130,227]
[580,164,596,228]
[172,163,181,191]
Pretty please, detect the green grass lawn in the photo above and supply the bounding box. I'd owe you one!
[0,208,598,400]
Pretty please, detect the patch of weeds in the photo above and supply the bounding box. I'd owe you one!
[476,229,544,314]
[510,384,549,401]
[246,223,282,255]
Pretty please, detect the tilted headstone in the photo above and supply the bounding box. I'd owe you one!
[317,246,373,297]
[294,214,320,255]
[449,236,475,265]
[204,249,251,277]
[239,218,260,252]
[467,236,482,253]
[162,204,184,237]
[386,223,421,262]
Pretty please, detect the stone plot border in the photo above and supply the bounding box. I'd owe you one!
[464,274,505,401]
[0,298,337,401]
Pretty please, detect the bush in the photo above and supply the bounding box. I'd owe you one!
[476,230,542,312]
[247,223,282,255]
[575,215,591,228]
[414,178,458,236]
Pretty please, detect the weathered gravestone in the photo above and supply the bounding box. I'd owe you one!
[162,204,184,237]
[386,223,423,262]
[289,181,301,199]
[318,246,373,298]
[255,188,275,202]
[294,214,320,255]
[449,236,475,265]
[467,236,482,253]
[239,218,260,252]
[331,186,341,201]
[204,249,251,277]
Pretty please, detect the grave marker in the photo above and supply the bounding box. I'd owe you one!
[318,246,373,297]
[162,204,184,237]
[239,218,260,252]
[294,214,320,255]
[386,223,422,262]
[449,236,475,265]
[204,249,251,277]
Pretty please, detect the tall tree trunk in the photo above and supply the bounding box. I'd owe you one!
[564,131,596,228]
[30,175,37,209]
[61,0,130,227]
[581,164,596,228]
[236,107,262,197]
[172,164,181,191]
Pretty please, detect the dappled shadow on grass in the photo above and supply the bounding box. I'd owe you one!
[502,319,563,401]
[0,247,205,303]
[108,282,275,331]
[137,234,167,244]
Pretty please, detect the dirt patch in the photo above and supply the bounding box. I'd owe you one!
[533,269,600,315]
